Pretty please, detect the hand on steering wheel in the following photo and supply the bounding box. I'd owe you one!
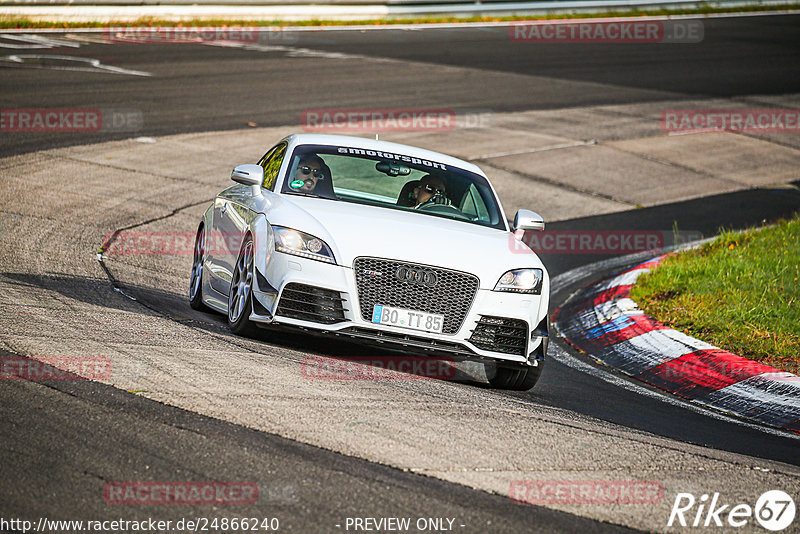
[417,191,451,209]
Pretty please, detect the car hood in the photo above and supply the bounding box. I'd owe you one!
[269,195,545,288]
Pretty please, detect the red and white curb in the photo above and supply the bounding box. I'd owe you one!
[554,255,800,434]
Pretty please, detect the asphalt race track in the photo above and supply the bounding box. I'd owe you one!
[1,14,800,533]
[2,15,800,157]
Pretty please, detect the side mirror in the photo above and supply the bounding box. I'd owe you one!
[231,164,263,186]
[513,209,545,231]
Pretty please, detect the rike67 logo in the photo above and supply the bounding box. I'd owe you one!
[668,490,795,531]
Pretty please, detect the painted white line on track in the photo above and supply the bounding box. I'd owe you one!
[0,41,52,49]
[0,54,151,76]
[0,34,80,48]
[202,41,375,60]
[471,140,596,161]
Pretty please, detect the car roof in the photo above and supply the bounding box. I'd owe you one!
[282,133,486,177]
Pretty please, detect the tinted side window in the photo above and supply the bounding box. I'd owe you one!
[257,145,277,167]
[460,184,490,223]
[258,143,287,190]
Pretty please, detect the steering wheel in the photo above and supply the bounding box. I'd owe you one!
[417,202,470,220]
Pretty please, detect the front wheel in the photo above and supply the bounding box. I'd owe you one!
[227,235,259,337]
[189,224,208,311]
[488,362,543,391]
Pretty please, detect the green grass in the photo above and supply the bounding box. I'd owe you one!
[1,3,799,29]
[630,215,800,375]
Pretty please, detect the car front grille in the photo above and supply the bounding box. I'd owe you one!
[468,316,528,356]
[275,283,348,324]
[353,257,479,335]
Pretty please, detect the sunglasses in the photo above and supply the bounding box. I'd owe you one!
[422,184,445,195]
[299,165,323,179]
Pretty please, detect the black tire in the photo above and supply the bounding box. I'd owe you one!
[227,235,259,337]
[189,224,209,311]
[488,362,543,391]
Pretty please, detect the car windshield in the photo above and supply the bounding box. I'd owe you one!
[279,144,506,230]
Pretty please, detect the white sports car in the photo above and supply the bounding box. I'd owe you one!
[189,134,550,390]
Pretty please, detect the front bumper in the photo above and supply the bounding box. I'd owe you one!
[251,251,549,366]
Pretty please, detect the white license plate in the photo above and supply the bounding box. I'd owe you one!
[371,304,444,333]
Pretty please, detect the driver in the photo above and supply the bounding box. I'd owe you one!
[411,175,448,208]
[293,155,327,194]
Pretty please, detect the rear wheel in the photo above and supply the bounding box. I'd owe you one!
[189,224,208,311]
[488,362,543,391]
[227,235,259,337]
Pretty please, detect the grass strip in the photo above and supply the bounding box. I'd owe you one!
[1,3,799,29]
[631,214,800,375]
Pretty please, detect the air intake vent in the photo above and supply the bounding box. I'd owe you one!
[275,283,347,324]
[469,316,528,356]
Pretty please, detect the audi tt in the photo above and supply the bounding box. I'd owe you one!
[189,134,550,390]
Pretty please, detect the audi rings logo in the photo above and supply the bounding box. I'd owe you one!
[395,266,439,287]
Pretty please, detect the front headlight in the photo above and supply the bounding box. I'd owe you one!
[494,268,543,294]
[273,226,336,264]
